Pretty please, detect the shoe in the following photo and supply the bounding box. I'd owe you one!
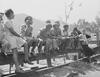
[15,68,25,73]
[48,65,53,67]
[24,59,34,65]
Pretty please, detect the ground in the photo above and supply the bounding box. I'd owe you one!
[0,44,100,77]
[0,57,100,77]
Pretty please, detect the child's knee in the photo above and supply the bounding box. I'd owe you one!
[23,42,28,48]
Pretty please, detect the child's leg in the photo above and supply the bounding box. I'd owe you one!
[68,38,74,49]
[52,39,58,50]
[12,48,21,71]
[23,43,29,60]
[23,43,33,64]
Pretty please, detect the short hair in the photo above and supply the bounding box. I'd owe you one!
[73,27,78,31]
[0,13,4,17]
[5,9,14,18]
[55,21,60,25]
[63,25,69,28]
[46,24,52,28]
[53,24,58,28]
[46,20,51,23]
[25,16,33,22]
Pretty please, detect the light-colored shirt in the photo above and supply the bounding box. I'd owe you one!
[51,28,61,37]
[38,28,51,40]
[63,30,68,37]
[21,25,26,37]
[79,34,88,44]
[0,23,5,41]
[4,20,15,36]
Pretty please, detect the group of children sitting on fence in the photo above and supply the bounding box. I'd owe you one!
[0,9,94,73]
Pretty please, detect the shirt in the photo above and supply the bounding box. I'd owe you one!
[63,30,68,37]
[51,28,61,37]
[21,25,33,37]
[4,20,15,36]
[0,23,4,33]
[0,23,5,41]
[38,28,51,40]
[71,31,78,37]
[79,34,88,45]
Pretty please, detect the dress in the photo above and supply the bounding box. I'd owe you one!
[0,23,5,41]
[4,20,26,49]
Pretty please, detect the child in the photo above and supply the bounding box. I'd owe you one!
[51,21,62,50]
[0,13,4,43]
[63,24,69,37]
[80,29,94,60]
[4,9,30,72]
[21,16,38,56]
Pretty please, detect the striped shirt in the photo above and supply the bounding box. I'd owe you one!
[21,25,33,37]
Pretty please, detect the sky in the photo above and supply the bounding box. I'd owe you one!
[0,0,100,24]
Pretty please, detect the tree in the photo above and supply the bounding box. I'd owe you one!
[91,22,97,33]
[77,19,92,32]
[95,16,100,26]
[95,16,100,46]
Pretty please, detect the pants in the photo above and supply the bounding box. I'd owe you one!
[52,39,59,50]
[82,45,94,57]
[27,38,39,53]
[38,40,46,53]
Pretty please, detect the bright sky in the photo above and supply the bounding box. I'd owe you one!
[0,0,100,23]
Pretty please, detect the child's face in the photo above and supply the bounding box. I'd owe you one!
[9,13,14,19]
[26,18,33,25]
[64,27,68,30]
[53,24,59,29]
[0,17,2,22]
[46,24,52,30]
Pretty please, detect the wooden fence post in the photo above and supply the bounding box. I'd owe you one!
[96,29,100,46]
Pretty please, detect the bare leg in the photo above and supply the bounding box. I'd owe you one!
[23,43,33,64]
[12,48,24,72]
[46,40,52,67]
[28,39,36,55]
[23,43,29,60]
[12,48,19,68]
[37,41,44,64]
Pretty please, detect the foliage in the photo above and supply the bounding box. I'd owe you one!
[74,16,100,33]
[95,16,100,26]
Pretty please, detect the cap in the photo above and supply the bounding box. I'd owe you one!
[46,20,51,23]
[63,24,69,28]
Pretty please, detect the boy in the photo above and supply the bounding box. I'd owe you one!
[21,16,38,56]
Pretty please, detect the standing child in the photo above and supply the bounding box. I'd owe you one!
[4,9,30,72]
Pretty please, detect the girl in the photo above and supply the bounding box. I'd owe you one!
[4,9,30,72]
[0,13,4,43]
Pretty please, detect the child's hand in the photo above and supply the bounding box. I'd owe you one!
[20,36,24,39]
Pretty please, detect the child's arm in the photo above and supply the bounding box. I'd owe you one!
[8,27,21,37]
[5,21,21,37]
